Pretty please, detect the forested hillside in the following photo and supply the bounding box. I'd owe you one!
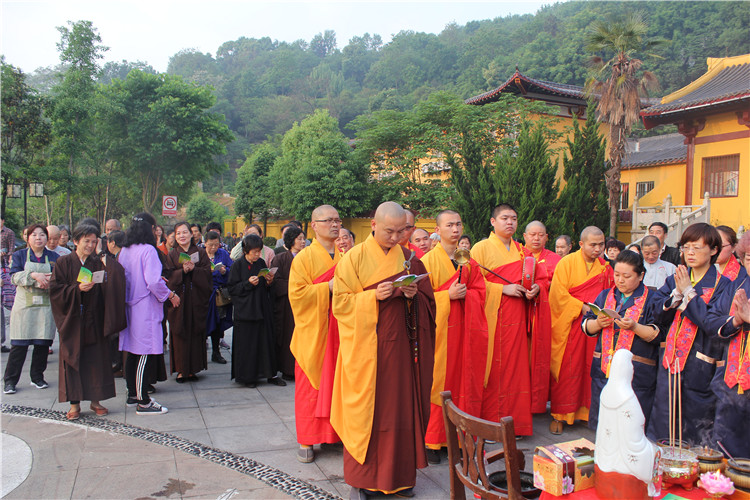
[163,1,748,150]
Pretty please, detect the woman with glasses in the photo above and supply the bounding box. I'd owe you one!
[582,250,661,431]
[645,223,733,445]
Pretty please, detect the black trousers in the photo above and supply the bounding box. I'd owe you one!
[3,344,49,385]
[125,353,155,405]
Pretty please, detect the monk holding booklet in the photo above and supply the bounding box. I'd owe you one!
[549,226,613,434]
[420,210,487,465]
[332,201,435,499]
[288,205,342,464]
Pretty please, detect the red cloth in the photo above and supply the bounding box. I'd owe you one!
[540,484,708,500]
[534,248,562,277]
[529,260,552,413]
[294,265,340,445]
[550,270,613,416]
[424,260,488,447]
[483,260,533,435]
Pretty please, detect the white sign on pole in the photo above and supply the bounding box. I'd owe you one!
[162,196,177,217]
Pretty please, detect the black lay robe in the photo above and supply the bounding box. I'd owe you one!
[270,250,296,377]
[165,244,213,377]
[227,256,276,384]
[50,252,126,403]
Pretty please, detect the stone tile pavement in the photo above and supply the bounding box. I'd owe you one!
[0,330,594,499]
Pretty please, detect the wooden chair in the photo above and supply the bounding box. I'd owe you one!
[441,391,526,500]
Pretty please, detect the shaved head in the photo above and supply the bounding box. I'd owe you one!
[436,210,459,226]
[580,226,604,242]
[46,225,60,238]
[579,226,605,263]
[311,204,337,221]
[372,201,407,251]
[375,201,406,222]
[310,204,340,244]
[525,220,546,233]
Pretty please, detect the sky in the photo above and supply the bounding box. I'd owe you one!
[1,0,548,73]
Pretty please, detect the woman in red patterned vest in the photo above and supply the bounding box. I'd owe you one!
[583,250,661,430]
[646,223,733,446]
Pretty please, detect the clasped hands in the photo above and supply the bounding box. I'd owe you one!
[731,288,750,327]
[502,283,540,300]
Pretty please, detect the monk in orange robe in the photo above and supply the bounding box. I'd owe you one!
[421,210,488,465]
[332,202,435,499]
[289,205,342,463]
[472,204,544,436]
[399,209,425,258]
[549,226,613,434]
[523,220,561,277]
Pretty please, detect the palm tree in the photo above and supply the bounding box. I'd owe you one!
[585,12,664,236]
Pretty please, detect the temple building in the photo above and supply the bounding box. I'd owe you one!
[622,54,750,233]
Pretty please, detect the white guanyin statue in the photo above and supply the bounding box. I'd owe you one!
[594,350,661,499]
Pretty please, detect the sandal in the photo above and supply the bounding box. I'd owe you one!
[90,404,108,416]
[549,419,563,435]
[66,407,80,421]
[175,374,186,383]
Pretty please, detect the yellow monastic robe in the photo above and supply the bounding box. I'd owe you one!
[421,244,454,403]
[549,250,611,424]
[472,232,523,382]
[549,250,608,379]
[330,234,407,464]
[289,239,340,389]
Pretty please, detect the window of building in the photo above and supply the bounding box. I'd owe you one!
[636,181,654,200]
[619,183,629,210]
[702,154,739,197]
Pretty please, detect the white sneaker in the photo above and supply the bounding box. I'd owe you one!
[136,400,168,415]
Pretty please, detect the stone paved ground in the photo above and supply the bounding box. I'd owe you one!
[0,329,594,499]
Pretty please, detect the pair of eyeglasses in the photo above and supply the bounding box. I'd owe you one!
[680,245,707,253]
[314,218,343,225]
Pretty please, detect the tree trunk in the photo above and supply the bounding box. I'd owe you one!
[66,154,74,227]
[607,124,625,237]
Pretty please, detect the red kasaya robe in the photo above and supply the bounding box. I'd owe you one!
[549,251,613,423]
[473,234,542,435]
[422,244,488,448]
[408,242,425,259]
[523,247,554,413]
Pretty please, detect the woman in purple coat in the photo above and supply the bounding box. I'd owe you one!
[119,213,181,415]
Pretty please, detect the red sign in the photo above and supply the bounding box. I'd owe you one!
[162,196,177,217]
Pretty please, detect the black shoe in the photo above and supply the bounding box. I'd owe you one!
[187,374,198,381]
[426,447,441,464]
[146,384,155,394]
[1,345,10,353]
[246,382,257,388]
[268,376,287,387]
[4,382,16,394]
[212,353,227,364]
[281,373,294,381]
[126,396,138,407]
[394,487,415,498]
[350,487,376,500]
[30,380,49,389]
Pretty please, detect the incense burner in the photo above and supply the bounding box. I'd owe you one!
[690,446,726,473]
[725,458,750,492]
[661,447,699,490]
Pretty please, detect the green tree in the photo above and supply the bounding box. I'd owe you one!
[186,193,227,225]
[105,70,234,212]
[49,20,108,225]
[495,123,563,240]
[585,11,664,235]
[1,61,51,218]
[235,143,278,233]
[271,109,368,220]
[557,105,609,240]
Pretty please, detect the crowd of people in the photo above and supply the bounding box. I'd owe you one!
[1,205,749,499]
